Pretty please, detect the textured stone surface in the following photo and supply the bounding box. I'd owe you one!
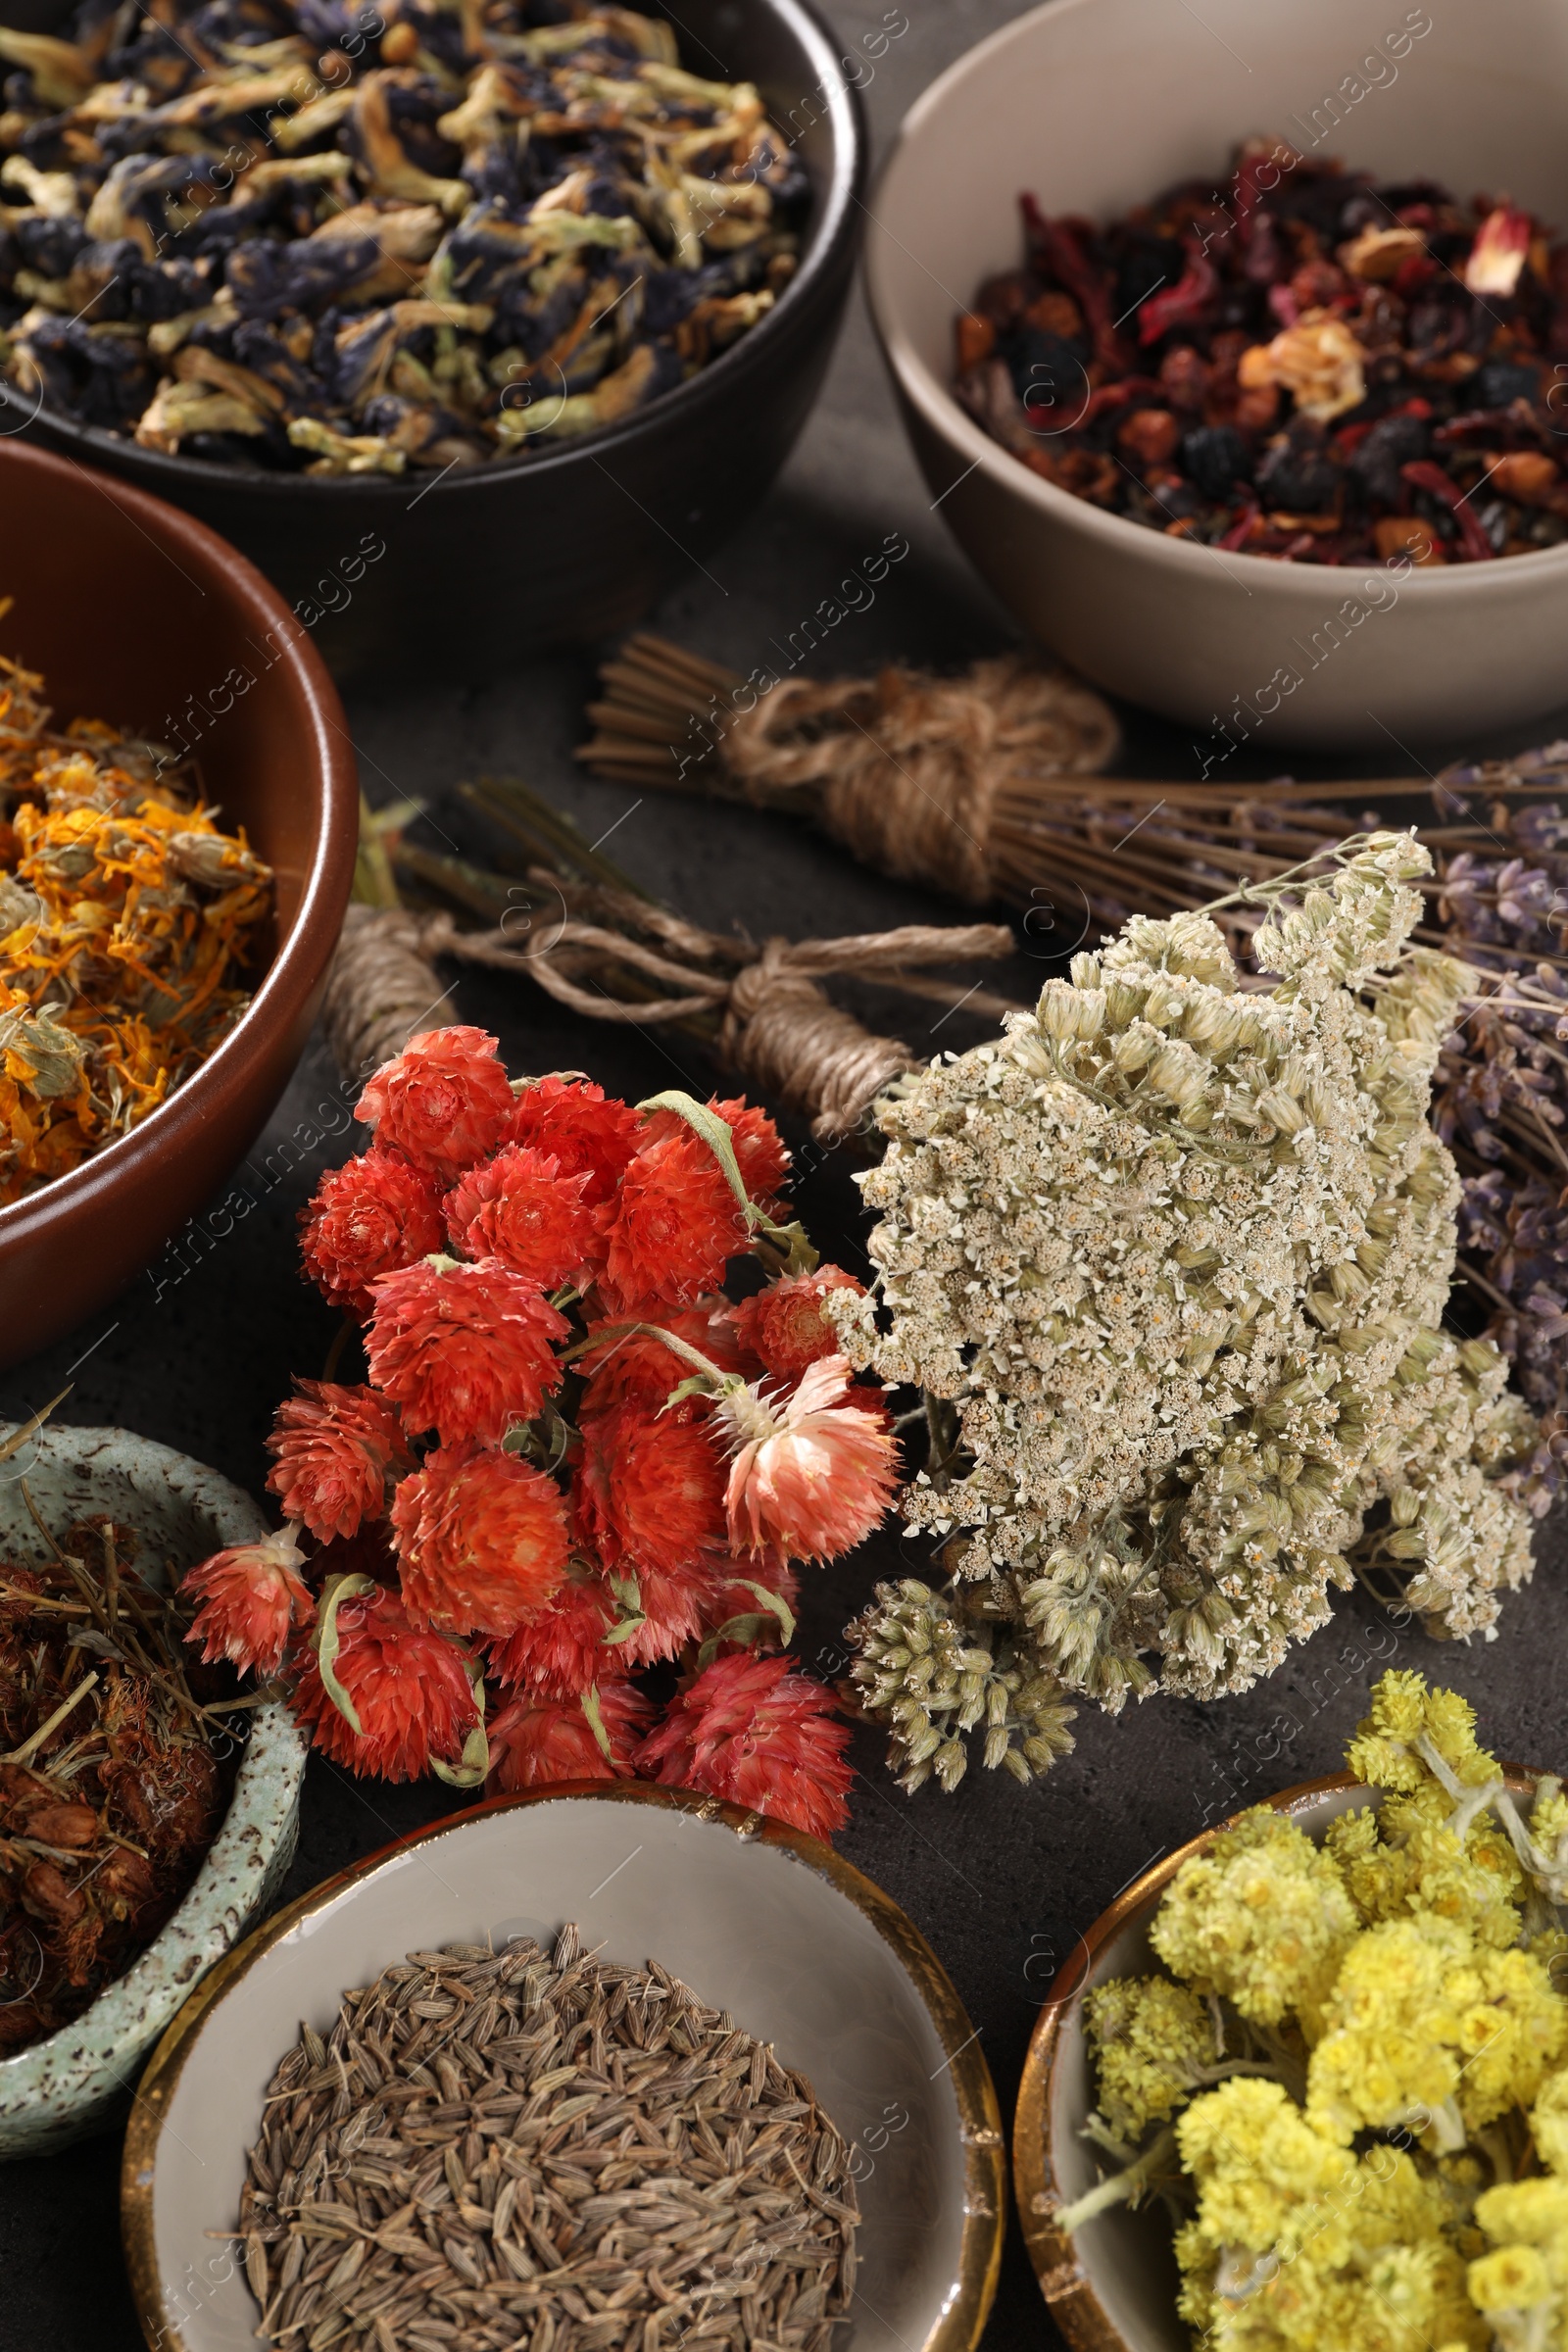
[0,0,1565,2338]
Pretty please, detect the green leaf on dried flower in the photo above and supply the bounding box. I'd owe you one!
[314,1572,375,1737]
[430,1659,488,1788]
[601,1571,646,1646]
[694,1587,796,1670]
[580,1684,613,1759]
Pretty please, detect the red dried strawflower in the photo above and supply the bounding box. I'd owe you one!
[603,1128,748,1311]
[480,1560,616,1696]
[605,1555,720,1668]
[391,1441,569,1636]
[486,1680,653,1793]
[699,1556,801,1652]
[574,1398,726,1574]
[291,1586,477,1782]
[367,1256,567,1446]
[299,1149,445,1317]
[733,1267,866,1382]
[575,1305,745,1418]
[265,1380,413,1543]
[718,1355,897,1562]
[710,1096,789,1204]
[354,1025,514,1181]
[181,1526,314,1678]
[640,1096,790,1207]
[507,1074,642,1204]
[445,1145,605,1287]
[635,1653,853,1839]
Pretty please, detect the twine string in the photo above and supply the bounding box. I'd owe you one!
[717,655,1120,904]
[322,902,1015,1142]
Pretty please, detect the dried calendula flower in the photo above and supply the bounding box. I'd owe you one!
[0,649,270,1201]
[836,836,1543,1788]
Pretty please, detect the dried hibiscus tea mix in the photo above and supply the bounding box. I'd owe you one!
[180,1027,899,1835]
[956,140,1568,563]
[0,0,806,473]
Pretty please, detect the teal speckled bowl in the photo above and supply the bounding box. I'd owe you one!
[0,1424,308,2157]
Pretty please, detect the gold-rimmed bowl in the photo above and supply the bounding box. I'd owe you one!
[1012,1767,1537,2352]
[122,1782,1004,2352]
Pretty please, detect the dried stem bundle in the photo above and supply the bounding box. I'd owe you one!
[574,635,1560,944]
[579,642,1568,1427]
[325,777,1016,1140]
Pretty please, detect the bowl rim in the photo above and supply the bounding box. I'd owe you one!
[1010,1762,1541,2352]
[0,1420,308,2106]
[121,1777,1006,2352]
[0,438,360,1244]
[19,0,867,505]
[863,0,1568,594]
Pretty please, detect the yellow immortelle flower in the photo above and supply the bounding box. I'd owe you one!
[1307,1916,1564,2147]
[1151,1806,1356,2034]
[1326,1789,1524,1949]
[1532,2067,1568,2178]
[1345,1670,1502,1793]
[1467,2177,1568,2341]
[1175,2079,1483,2352]
[1084,1975,1217,2141]
[1073,1674,1568,2352]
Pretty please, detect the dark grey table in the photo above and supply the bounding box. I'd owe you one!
[6,0,1567,2339]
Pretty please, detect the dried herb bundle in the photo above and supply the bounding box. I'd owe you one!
[578,640,1568,1440]
[831,838,1550,1791]
[574,634,1549,943]
[325,775,1018,1142]
[0,1495,235,2047]
[237,1921,858,2352]
[0,644,272,1201]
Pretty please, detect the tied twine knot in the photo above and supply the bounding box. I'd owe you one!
[718,654,1118,905]
[323,901,1013,1142]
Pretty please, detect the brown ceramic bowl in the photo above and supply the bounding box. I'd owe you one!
[1013,1766,1538,2352]
[0,439,358,1369]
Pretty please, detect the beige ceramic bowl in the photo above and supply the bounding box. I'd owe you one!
[122,1783,1004,2352]
[866,0,1568,747]
[1013,1767,1537,2351]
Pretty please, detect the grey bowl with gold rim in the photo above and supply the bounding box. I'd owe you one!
[0,1423,308,2159]
[122,1781,1004,2352]
[1012,1767,1540,2352]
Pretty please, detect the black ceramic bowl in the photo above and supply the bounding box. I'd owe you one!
[9,0,864,682]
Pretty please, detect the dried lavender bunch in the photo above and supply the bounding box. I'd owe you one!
[834,837,1547,1788]
[1431,783,1568,1433]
